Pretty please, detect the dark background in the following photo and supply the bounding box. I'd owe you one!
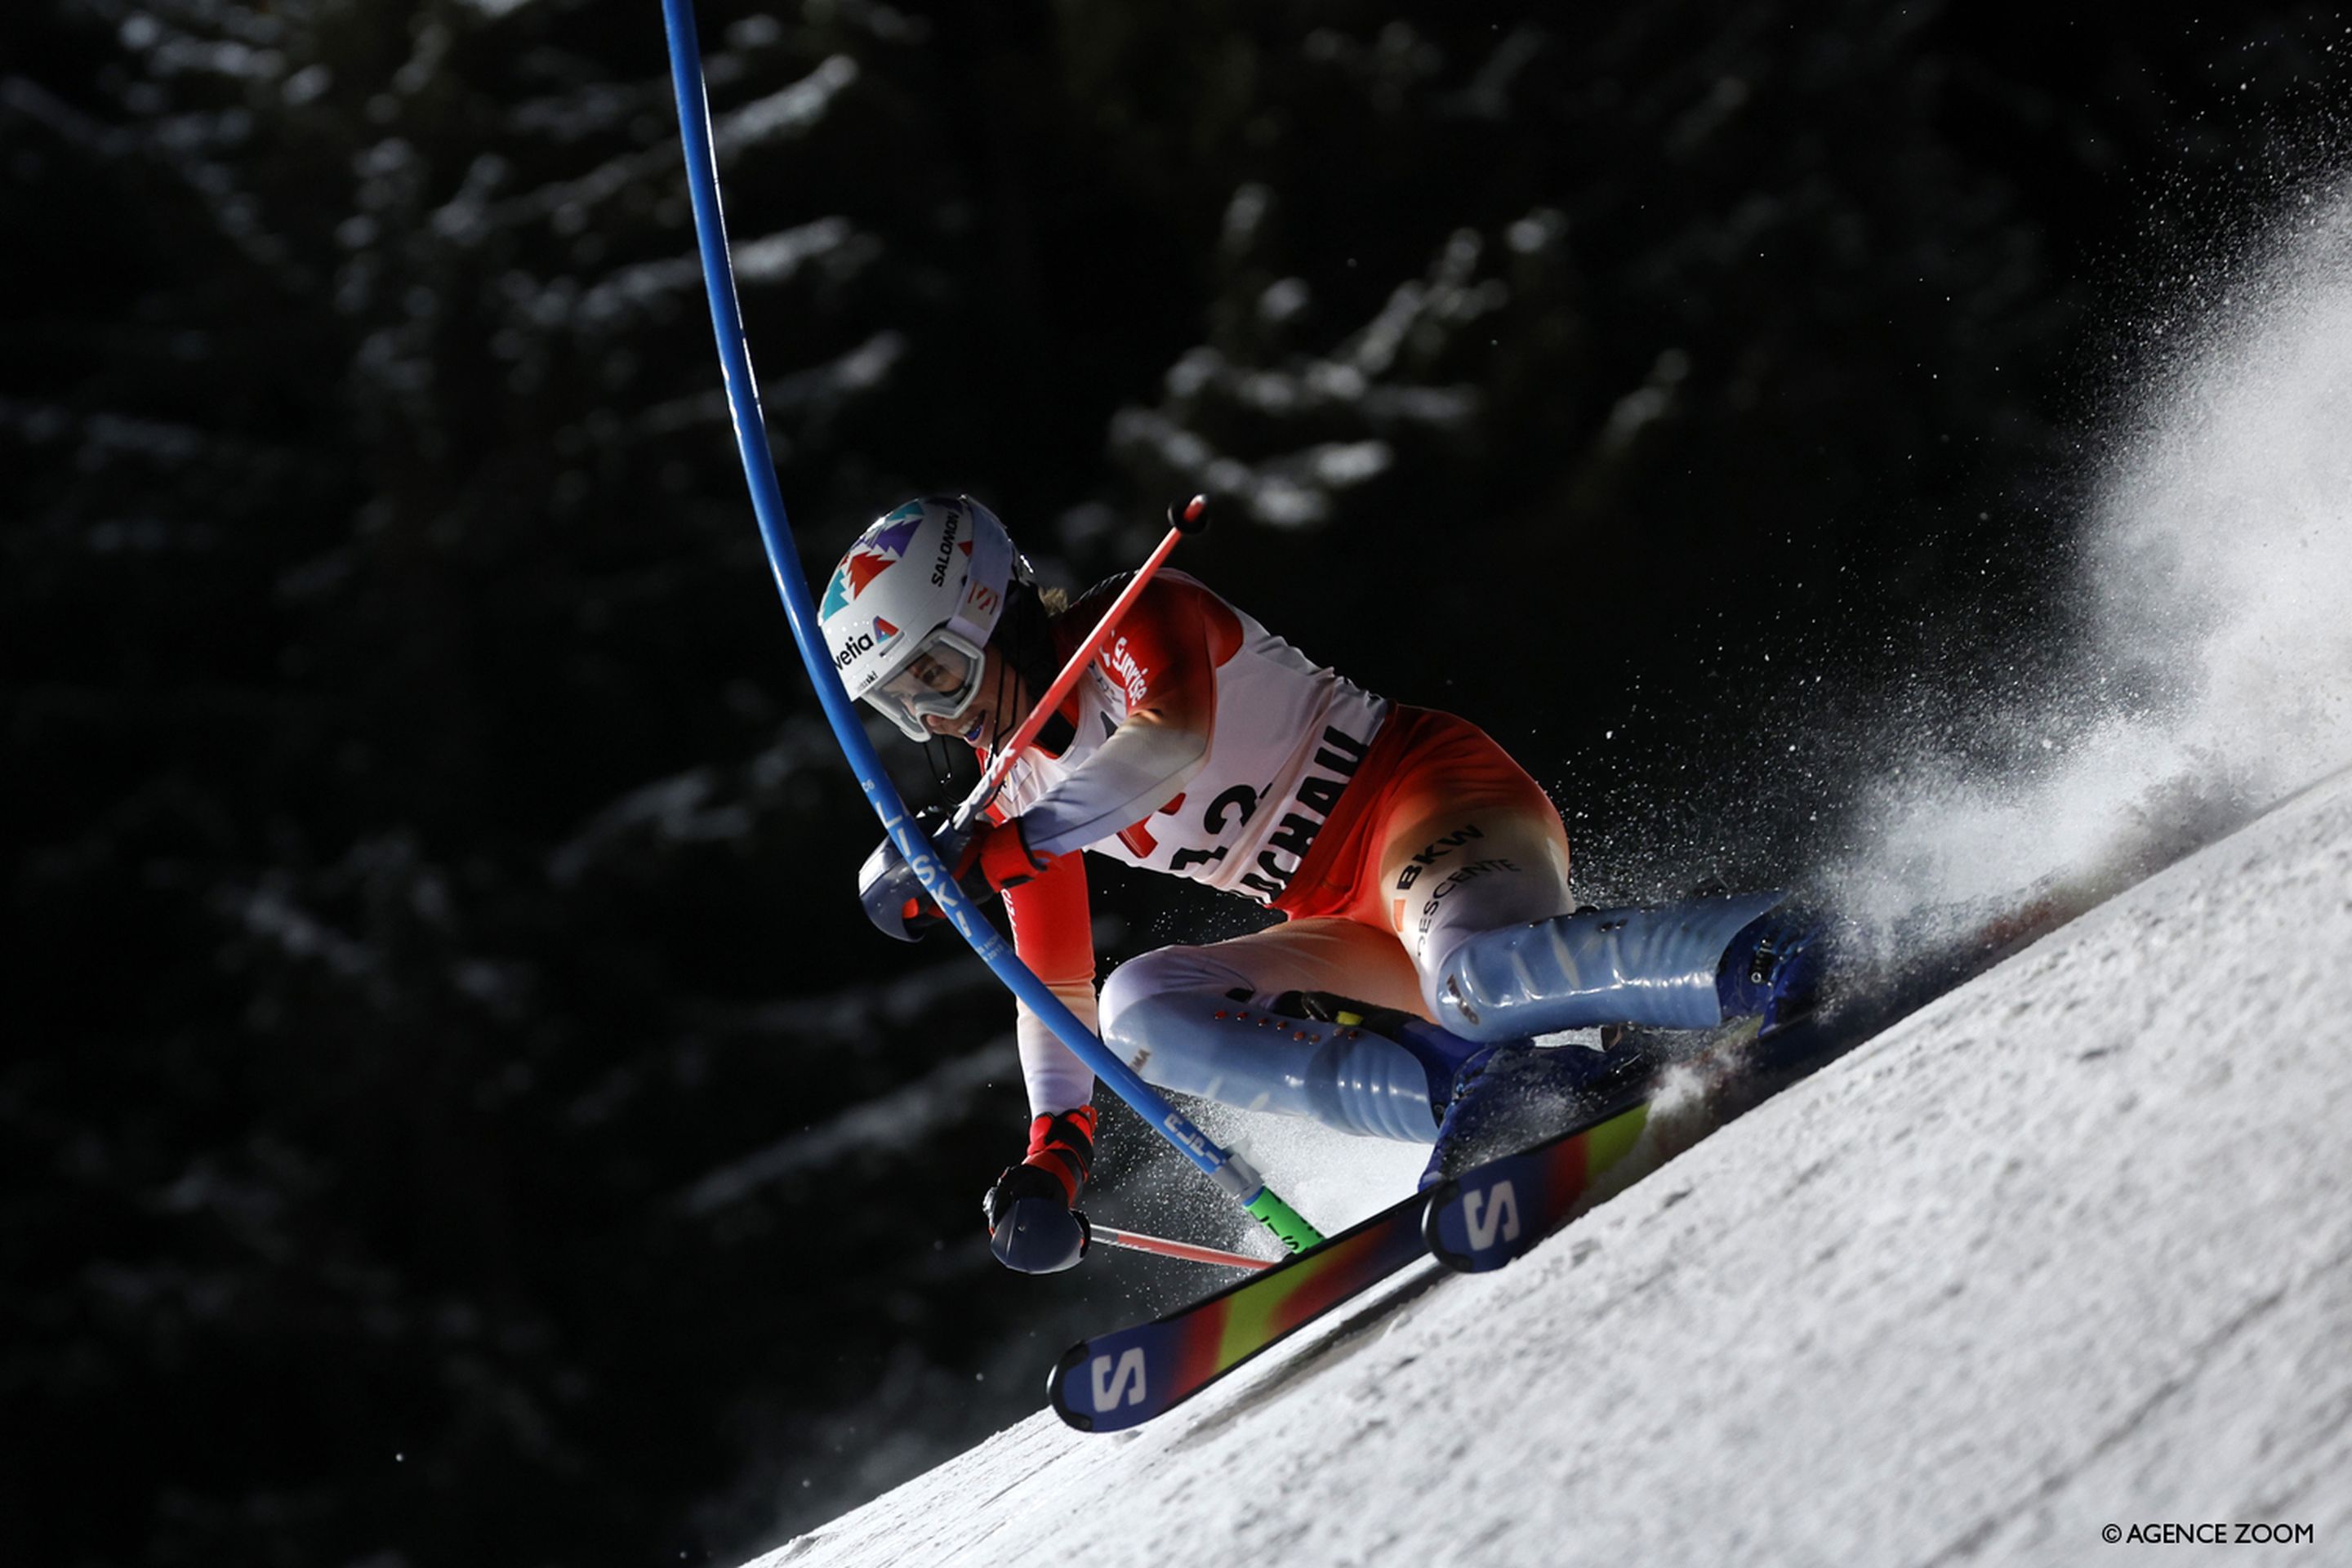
[7,2,2347,1564]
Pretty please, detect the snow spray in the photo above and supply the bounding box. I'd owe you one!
[1838,180,2352,940]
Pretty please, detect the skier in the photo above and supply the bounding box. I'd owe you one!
[830,496,1821,1272]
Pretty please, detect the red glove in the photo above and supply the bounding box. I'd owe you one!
[953,817,1049,896]
[1019,1105,1096,1203]
[981,1107,1098,1273]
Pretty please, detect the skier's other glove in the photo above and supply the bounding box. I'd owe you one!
[858,829,943,942]
[982,1107,1096,1274]
[855,809,981,942]
[857,816,1045,941]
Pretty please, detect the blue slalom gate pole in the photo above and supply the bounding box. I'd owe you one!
[655,0,1321,1253]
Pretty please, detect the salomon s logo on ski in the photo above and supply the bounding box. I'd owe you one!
[1463,1182,1521,1250]
[1091,1348,1147,1410]
[1424,1169,1537,1272]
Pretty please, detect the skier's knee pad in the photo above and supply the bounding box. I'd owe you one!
[1428,893,1788,1039]
[1098,944,1250,1052]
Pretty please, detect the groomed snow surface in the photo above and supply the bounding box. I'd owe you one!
[759,771,2352,1567]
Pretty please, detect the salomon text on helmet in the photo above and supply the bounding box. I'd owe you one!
[817,495,1030,739]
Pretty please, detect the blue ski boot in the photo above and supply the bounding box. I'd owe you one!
[1715,906,1832,1033]
[1419,1035,1650,1190]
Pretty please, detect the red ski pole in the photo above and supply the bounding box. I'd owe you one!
[951,495,1208,832]
[1090,1223,1273,1271]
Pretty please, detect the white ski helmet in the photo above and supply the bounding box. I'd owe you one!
[818,495,1030,739]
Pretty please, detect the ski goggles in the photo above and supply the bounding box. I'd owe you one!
[866,627,989,740]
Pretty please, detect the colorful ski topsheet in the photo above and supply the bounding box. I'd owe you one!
[1049,1194,1432,1432]
[1423,1096,1650,1272]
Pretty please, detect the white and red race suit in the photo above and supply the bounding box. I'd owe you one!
[986,571,1575,1120]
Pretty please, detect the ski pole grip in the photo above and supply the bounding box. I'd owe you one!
[1245,1187,1325,1254]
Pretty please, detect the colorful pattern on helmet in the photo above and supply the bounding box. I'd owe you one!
[819,504,929,618]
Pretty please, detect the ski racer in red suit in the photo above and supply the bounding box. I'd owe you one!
[828,497,1820,1273]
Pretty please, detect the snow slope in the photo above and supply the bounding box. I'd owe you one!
[754,767,2352,1567]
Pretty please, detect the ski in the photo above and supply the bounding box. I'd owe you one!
[1048,1189,1432,1432]
[1422,1086,1655,1272]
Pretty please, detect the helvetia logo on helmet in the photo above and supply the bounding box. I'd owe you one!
[832,630,875,668]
